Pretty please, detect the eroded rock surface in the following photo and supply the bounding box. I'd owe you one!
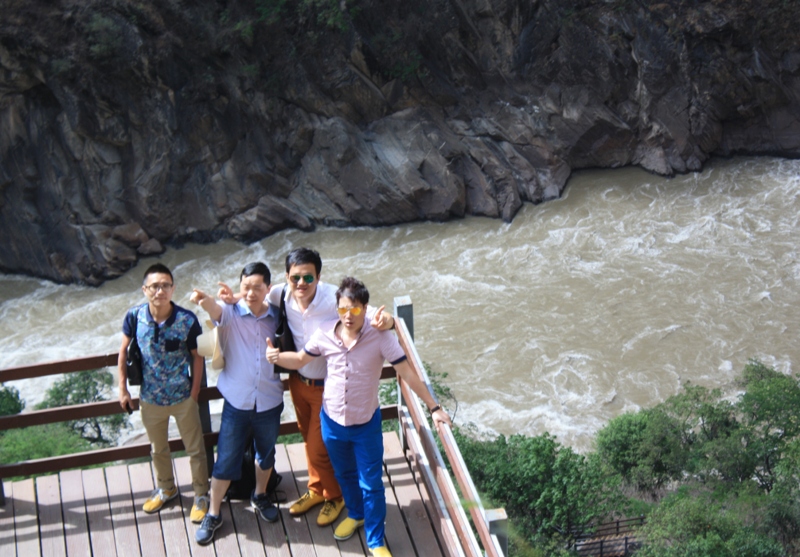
[1,0,798,283]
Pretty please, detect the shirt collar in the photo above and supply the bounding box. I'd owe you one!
[144,302,176,326]
[236,299,277,320]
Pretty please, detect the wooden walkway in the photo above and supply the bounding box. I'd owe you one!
[1,432,444,557]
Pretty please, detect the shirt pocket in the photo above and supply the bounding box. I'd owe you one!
[165,338,181,352]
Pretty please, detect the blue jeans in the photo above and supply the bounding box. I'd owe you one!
[213,399,284,480]
[321,408,385,549]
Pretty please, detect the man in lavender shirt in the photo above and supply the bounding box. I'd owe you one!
[267,276,451,557]
[190,262,284,546]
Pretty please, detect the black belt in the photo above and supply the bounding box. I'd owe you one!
[292,371,324,387]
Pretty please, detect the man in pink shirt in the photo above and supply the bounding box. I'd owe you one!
[267,276,451,557]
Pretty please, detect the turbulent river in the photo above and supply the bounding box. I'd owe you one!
[1,156,799,451]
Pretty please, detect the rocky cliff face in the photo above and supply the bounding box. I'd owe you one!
[1,0,798,284]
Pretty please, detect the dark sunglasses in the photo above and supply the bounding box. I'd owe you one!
[289,274,316,285]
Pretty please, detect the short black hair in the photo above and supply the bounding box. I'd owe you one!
[143,263,173,284]
[335,276,369,306]
[240,262,271,284]
[285,247,322,275]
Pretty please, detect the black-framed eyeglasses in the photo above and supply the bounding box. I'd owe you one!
[289,274,315,285]
[144,282,174,293]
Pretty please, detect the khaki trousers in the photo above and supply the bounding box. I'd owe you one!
[289,373,342,500]
[140,397,209,496]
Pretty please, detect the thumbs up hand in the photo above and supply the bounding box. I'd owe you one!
[266,337,280,364]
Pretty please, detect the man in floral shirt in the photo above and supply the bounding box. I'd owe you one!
[118,263,209,523]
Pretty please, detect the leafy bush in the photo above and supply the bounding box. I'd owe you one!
[454,428,619,541]
[0,423,92,466]
[637,494,783,557]
[36,370,128,446]
[0,384,24,417]
[596,407,689,495]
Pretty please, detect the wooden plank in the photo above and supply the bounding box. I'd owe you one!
[252,454,296,557]
[383,432,441,557]
[105,464,143,557]
[83,468,118,556]
[12,479,40,557]
[155,460,193,557]
[285,443,342,557]
[129,461,167,557]
[209,498,240,555]
[227,497,267,557]
[402,419,463,557]
[172,456,216,557]
[379,434,416,557]
[36,473,67,557]
[60,468,92,557]
[274,444,316,557]
[0,481,15,555]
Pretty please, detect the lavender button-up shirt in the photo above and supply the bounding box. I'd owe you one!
[304,319,407,427]
[214,300,283,412]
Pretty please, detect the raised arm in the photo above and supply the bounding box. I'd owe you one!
[265,338,315,370]
[190,289,223,322]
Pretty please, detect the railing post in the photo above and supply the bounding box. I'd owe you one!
[198,361,214,476]
[486,508,508,556]
[393,296,413,452]
[0,479,4,506]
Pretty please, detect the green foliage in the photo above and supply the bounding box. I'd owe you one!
[0,384,24,417]
[0,423,93,466]
[422,360,800,554]
[454,428,618,540]
[596,407,689,494]
[597,360,800,497]
[37,370,128,446]
[637,494,783,557]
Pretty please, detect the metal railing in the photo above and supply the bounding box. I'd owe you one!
[572,516,645,557]
[0,295,507,557]
[395,297,507,557]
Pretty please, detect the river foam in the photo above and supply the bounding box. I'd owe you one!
[1,156,798,451]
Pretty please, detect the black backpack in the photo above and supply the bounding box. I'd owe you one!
[224,434,286,502]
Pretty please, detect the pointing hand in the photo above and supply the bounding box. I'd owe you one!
[371,305,390,329]
[217,282,236,305]
[190,289,207,305]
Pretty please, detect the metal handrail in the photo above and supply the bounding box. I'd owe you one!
[394,312,506,557]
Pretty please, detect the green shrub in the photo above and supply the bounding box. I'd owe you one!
[0,384,24,417]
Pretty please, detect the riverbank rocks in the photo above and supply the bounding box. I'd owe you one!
[1,0,799,284]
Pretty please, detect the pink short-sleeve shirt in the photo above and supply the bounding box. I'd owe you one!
[305,319,407,426]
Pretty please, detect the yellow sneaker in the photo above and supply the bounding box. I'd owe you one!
[289,491,325,516]
[143,486,178,513]
[371,547,392,557]
[316,498,345,526]
[190,495,209,523]
[333,517,365,540]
